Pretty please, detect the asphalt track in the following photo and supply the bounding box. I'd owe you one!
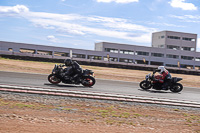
[0,71,200,105]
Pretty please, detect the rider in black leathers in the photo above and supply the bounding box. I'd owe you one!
[64,59,83,83]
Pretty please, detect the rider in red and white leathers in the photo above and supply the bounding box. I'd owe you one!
[155,66,171,90]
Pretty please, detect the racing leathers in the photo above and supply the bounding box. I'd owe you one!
[64,61,83,83]
[157,69,172,89]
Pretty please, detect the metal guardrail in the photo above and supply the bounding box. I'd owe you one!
[0,51,200,75]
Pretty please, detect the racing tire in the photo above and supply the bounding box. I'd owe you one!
[81,76,95,87]
[170,83,183,93]
[48,74,61,84]
[139,80,152,90]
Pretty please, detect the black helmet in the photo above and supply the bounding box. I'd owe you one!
[64,59,72,66]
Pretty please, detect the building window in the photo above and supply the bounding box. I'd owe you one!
[135,51,149,56]
[181,47,195,51]
[151,53,164,57]
[119,49,134,55]
[166,54,179,59]
[54,52,68,57]
[135,60,148,64]
[158,45,164,48]
[167,36,180,40]
[37,50,52,55]
[181,56,194,60]
[110,57,118,62]
[158,36,165,39]
[195,66,200,70]
[8,48,13,51]
[119,58,133,63]
[20,48,35,54]
[150,61,163,66]
[186,66,193,69]
[73,53,86,58]
[88,55,102,60]
[195,57,200,61]
[103,57,118,62]
[105,48,118,53]
[166,64,178,67]
[182,37,195,42]
[167,45,180,50]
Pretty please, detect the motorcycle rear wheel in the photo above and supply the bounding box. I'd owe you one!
[81,76,95,87]
[170,83,183,93]
[139,80,152,90]
[48,74,61,84]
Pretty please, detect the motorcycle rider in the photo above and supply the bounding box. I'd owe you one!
[64,59,83,83]
[155,66,171,90]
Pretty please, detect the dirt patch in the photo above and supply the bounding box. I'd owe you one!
[0,94,200,133]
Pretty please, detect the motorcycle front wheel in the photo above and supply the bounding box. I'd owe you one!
[48,74,61,84]
[170,83,183,93]
[81,76,95,87]
[139,80,152,90]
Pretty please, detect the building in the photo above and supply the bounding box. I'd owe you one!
[95,31,200,69]
[0,30,200,70]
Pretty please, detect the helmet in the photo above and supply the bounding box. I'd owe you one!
[157,66,165,74]
[64,59,72,66]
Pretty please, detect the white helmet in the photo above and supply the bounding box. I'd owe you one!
[157,66,165,74]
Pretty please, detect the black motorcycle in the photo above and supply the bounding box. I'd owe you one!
[139,71,183,93]
[48,64,96,87]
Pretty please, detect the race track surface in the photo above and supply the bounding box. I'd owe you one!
[0,71,200,103]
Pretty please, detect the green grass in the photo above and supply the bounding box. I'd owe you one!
[173,109,180,111]
[0,101,9,105]
[98,109,109,113]
[15,103,35,108]
[121,112,130,118]
[134,113,142,117]
[184,114,200,127]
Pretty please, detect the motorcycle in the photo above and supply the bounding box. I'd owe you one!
[48,64,96,87]
[139,70,183,93]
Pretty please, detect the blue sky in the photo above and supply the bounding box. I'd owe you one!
[0,0,200,51]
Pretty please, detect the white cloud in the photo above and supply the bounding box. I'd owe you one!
[86,16,155,32]
[170,15,200,23]
[103,22,155,32]
[0,5,155,44]
[32,18,151,43]
[96,0,138,3]
[47,35,55,40]
[47,35,58,42]
[27,12,83,21]
[0,5,29,14]
[170,15,200,20]
[147,21,185,27]
[169,0,197,10]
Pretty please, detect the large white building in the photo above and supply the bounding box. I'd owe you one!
[95,31,199,69]
[0,30,200,70]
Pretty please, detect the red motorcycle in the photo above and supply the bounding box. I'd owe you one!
[139,71,183,93]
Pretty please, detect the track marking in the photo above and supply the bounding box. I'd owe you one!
[0,84,200,108]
